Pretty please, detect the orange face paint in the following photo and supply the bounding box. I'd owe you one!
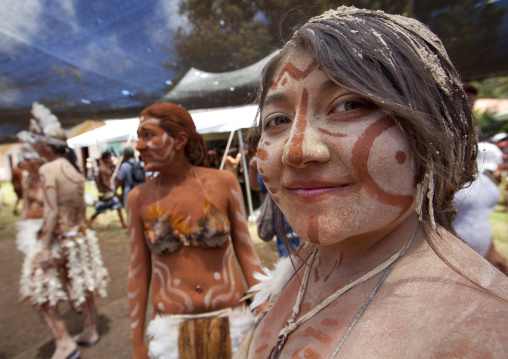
[259,50,416,246]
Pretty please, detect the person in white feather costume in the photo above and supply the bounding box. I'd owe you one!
[17,103,108,359]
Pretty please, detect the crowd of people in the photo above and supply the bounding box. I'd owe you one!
[8,5,508,359]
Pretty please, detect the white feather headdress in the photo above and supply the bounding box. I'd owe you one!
[28,102,67,146]
[16,130,39,159]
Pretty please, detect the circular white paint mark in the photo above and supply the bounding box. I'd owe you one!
[214,272,221,280]
[174,278,180,286]
[157,302,165,310]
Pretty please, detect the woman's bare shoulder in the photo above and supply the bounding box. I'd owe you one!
[127,179,156,206]
[361,230,508,357]
[398,229,508,294]
[196,166,238,186]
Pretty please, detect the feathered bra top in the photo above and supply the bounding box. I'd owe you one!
[143,199,231,255]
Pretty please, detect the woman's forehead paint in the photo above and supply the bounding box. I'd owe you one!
[270,59,318,90]
[140,117,160,125]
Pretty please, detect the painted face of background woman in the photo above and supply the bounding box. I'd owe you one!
[136,117,176,171]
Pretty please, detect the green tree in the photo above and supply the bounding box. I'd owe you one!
[167,0,412,82]
[414,1,506,80]
[472,77,508,99]
[166,0,271,75]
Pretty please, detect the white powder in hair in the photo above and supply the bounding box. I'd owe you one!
[426,170,436,230]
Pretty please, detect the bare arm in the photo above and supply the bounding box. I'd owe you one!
[126,188,152,359]
[226,173,263,289]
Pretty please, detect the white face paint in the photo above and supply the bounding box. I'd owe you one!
[136,117,177,171]
[258,50,416,246]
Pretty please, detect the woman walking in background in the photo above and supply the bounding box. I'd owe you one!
[18,103,108,359]
[127,103,264,359]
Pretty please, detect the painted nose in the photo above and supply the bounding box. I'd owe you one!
[282,116,330,168]
[135,137,146,151]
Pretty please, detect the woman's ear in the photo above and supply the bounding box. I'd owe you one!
[175,131,189,151]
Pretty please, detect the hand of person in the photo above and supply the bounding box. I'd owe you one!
[38,248,54,272]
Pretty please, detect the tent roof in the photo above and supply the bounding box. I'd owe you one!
[67,105,258,148]
[158,52,277,110]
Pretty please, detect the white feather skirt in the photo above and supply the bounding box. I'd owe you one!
[18,222,108,307]
[147,305,257,359]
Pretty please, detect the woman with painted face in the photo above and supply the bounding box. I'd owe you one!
[127,103,264,359]
[236,6,508,359]
[17,103,108,359]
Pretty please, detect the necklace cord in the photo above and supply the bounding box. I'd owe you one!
[271,226,418,359]
[330,227,417,358]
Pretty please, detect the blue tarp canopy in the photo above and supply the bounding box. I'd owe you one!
[1,0,508,144]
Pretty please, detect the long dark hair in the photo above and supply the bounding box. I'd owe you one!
[49,144,81,173]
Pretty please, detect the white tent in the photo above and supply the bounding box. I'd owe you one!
[67,105,259,148]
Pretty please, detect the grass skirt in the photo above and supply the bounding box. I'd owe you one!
[17,220,108,307]
[147,305,257,359]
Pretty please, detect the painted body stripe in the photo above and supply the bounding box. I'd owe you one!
[128,263,142,278]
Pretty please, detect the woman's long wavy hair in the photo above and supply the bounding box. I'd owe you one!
[140,103,207,166]
[252,7,477,238]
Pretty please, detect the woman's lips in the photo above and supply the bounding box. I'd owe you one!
[287,185,349,200]
[284,176,355,200]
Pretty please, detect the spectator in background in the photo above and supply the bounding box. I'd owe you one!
[492,132,508,211]
[11,160,27,215]
[207,148,220,168]
[17,102,108,359]
[452,84,507,274]
[453,142,508,274]
[115,147,145,208]
[224,147,242,179]
[88,151,127,228]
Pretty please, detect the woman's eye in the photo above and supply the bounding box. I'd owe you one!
[334,99,368,112]
[265,115,291,128]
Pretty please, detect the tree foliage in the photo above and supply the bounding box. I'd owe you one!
[167,0,508,89]
[167,0,412,80]
[472,76,508,99]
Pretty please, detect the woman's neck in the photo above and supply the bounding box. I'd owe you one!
[157,158,194,185]
[315,214,420,280]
